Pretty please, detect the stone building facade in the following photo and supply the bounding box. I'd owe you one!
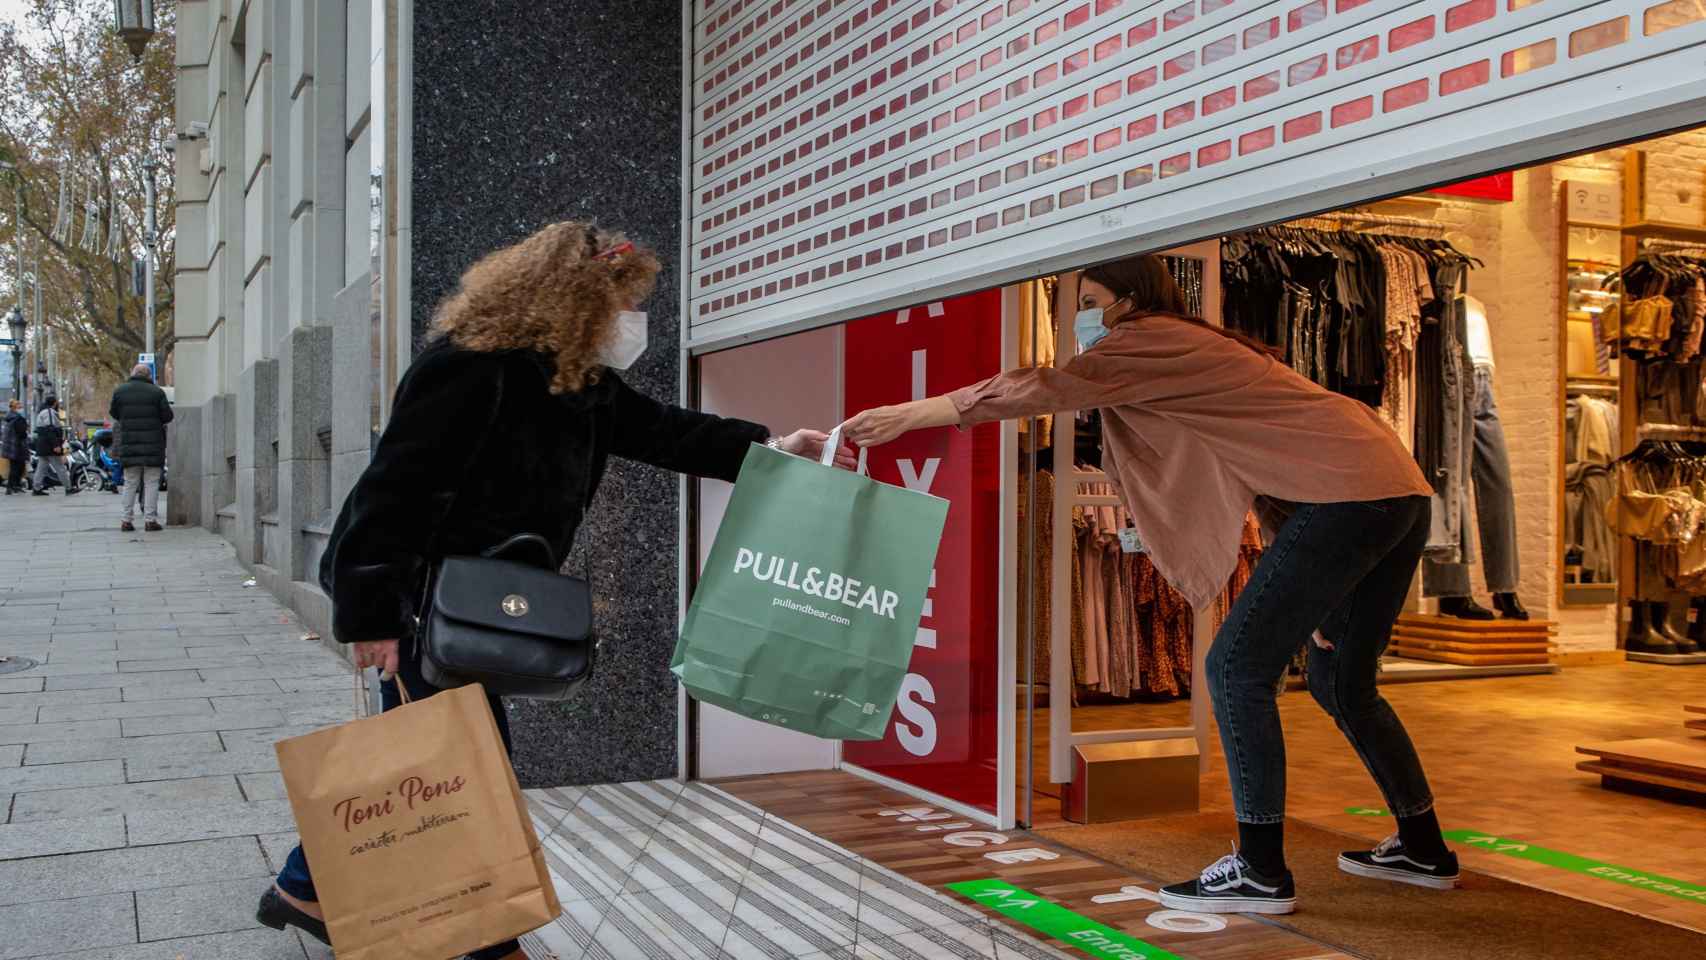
[169,0,693,786]
[171,0,390,645]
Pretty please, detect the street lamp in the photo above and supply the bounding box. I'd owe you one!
[4,307,21,404]
[142,155,157,361]
[113,1,156,61]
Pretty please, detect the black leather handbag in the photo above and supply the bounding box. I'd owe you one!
[415,533,597,701]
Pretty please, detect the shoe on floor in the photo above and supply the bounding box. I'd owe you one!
[1159,850,1296,914]
[121,522,135,532]
[1492,592,1529,621]
[256,886,329,945]
[1339,834,1460,889]
[31,490,48,496]
[145,521,162,532]
[1437,596,1496,620]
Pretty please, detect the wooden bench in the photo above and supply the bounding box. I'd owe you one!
[1576,738,1706,799]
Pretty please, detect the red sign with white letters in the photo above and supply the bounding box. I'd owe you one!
[839,290,1004,816]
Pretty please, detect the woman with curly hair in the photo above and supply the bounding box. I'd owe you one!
[256,221,852,959]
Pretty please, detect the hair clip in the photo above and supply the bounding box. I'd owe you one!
[593,241,634,261]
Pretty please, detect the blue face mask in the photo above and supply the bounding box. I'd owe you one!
[1074,298,1126,351]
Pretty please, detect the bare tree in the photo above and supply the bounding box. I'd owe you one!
[0,0,175,394]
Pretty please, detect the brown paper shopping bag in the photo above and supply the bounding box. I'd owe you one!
[276,680,560,959]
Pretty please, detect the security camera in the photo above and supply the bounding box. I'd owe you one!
[178,121,209,141]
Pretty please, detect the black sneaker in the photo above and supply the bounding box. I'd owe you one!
[1339,834,1460,889]
[1159,850,1296,914]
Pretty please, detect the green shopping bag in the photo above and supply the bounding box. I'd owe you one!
[672,435,948,740]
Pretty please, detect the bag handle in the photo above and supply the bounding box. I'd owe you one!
[820,426,843,467]
[817,426,868,474]
[353,669,412,718]
[481,532,559,570]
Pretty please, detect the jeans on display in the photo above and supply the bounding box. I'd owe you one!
[1207,496,1438,824]
[121,465,163,524]
[1423,366,1520,596]
[274,637,519,960]
[1424,296,1474,563]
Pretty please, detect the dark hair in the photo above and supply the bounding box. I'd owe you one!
[1082,256,1190,317]
[1081,254,1282,359]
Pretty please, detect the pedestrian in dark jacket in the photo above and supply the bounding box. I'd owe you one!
[255,220,855,959]
[109,364,173,531]
[2,399,28,494]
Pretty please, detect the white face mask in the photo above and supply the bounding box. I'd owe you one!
[600,310,649,370]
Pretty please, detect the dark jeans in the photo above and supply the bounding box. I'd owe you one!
[4,457,23,491]
[1208,496,1437,825]
[275,637,519,960]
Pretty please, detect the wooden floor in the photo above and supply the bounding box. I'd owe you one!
[721,663,1706,957]
[1157,662,1706,933]
[717,769,1357,960]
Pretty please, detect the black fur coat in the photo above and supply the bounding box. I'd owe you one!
[320,339,768,644]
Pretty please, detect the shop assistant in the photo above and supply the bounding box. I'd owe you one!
[840,254,1459,916]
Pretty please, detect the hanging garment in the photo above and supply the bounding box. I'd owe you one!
[1101,542,1134,698]
[1601,295,1676,352]
[1425,286,1477,563]
[1565,461,1616,583]
[1016,469,1055,686]
[1377,247,1423,449]
[1422,366,1520,597]
[1076,509,1107,690]
[1607,459,1705,544]
[1070,513,1086,700]
[1571,395,1617,465]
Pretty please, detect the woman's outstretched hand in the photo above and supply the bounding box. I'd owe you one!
[841,396,960,448]
[777,429,859,469]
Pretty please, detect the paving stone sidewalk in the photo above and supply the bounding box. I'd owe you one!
[1,489,345,959]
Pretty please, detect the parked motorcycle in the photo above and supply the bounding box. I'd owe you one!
[92,430,125,493]
[67,440,99,493]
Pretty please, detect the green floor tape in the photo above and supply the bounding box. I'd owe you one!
[1444,830,1706,905]
[948,878,1185,960]
[1344,806,1391,816]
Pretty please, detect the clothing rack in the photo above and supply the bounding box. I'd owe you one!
[1638,423,1706,441]
[1294,210,1451,235]
[1639,237,1706,256]
[1567,380,1621,396]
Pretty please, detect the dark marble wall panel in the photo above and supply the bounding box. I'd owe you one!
[413,0,685,786]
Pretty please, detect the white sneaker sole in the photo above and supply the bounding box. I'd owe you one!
[1158,889,1297,915]
[1338,854,1460,889]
